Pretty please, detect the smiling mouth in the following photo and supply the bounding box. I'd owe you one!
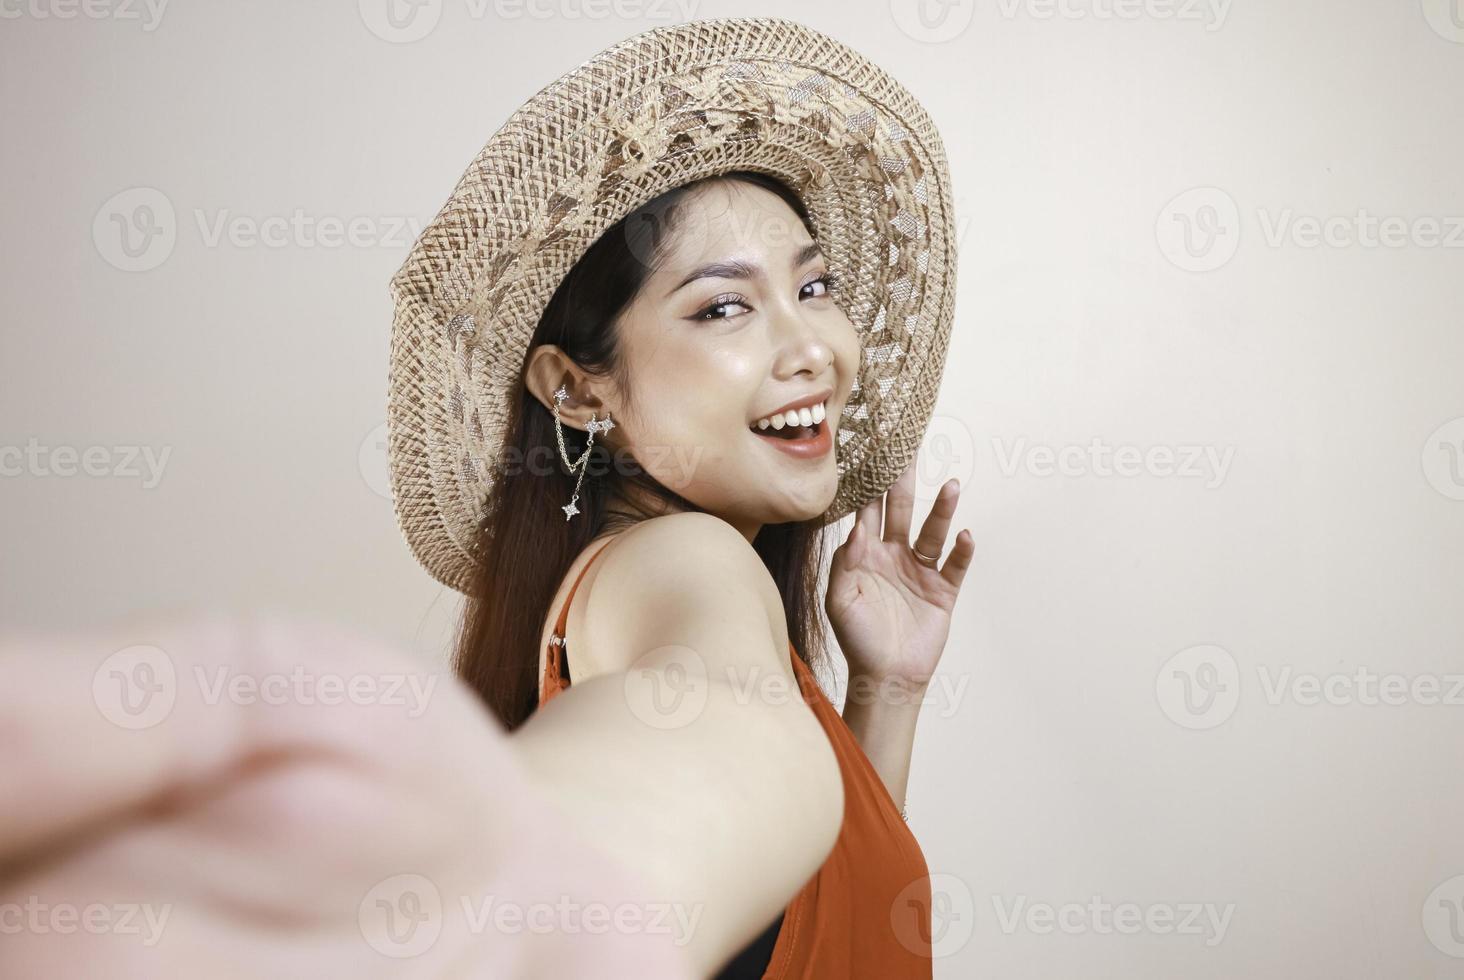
[751,418,824,441]
[749,398,829,440]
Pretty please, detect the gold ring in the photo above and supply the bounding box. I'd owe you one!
[911,544,940,566]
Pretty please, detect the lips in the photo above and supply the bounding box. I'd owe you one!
[750,414,833,459]
[748,388,836,459]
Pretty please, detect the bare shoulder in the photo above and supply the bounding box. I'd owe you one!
[582,513,789,676]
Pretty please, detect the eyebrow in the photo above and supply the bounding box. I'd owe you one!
[665,241,825,298]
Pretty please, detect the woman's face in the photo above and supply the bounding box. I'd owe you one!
[610,180,861,533]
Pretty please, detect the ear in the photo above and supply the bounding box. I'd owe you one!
[523,344,613,435]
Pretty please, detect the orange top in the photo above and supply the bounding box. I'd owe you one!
[538,539,935,979]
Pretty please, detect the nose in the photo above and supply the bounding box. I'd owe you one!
[767,296,835,380]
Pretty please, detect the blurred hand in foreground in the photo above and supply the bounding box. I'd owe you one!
[0,612,697,980]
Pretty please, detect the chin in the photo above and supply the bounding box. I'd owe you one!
[783,481,841,523]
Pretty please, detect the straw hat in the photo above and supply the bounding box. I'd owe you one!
[388,16,958,592]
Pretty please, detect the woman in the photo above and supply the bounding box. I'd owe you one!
[0,16,967,979]
[382,15,965,976]
[460,169,969,979]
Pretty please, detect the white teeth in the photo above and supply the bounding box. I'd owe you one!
[751,400,827,431]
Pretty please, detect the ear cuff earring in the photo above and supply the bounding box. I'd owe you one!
[552,384,614,520]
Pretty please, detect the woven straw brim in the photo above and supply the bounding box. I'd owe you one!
[388,16,958,593]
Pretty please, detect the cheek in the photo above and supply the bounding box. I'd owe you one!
[624,342,756,444]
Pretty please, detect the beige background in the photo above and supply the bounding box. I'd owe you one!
[3,1,1463,976]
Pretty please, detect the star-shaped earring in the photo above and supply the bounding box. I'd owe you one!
[562,499,580,520]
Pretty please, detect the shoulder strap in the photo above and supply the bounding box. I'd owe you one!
[553,536,618,637]
[545,536,620,694]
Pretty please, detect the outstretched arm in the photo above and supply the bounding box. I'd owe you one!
[512,511,845,977]
[0,515,844,980]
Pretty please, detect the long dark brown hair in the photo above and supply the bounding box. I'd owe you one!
[454,170,837,732]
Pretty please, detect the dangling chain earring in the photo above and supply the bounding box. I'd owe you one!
[552,384,614,520]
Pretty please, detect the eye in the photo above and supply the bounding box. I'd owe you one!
[802,271,840,299]
[693,293,751,321]
[689,273,841,322]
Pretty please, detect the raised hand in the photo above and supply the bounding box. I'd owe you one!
[825,453,974,688]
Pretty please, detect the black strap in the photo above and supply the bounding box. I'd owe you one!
[713,911,783,979]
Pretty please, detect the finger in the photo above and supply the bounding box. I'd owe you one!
[911,478,960,565]
[940,528,976,592]
[881,455,919,545]
[854,491,883,544]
